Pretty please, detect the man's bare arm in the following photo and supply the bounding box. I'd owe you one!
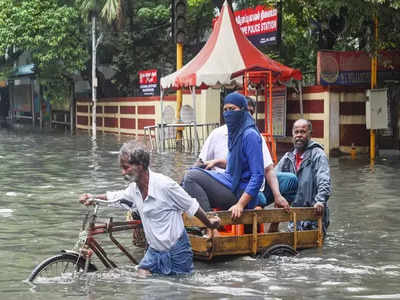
[194,207,220,229]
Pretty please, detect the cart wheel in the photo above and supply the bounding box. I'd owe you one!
[27,252,97,283]
[260,244,298,259]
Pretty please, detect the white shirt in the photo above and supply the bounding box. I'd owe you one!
[106,170,199,251]
[199,124,273,172]
[199,125,229,172]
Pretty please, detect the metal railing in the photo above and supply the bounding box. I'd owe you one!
[144,122,219,153]
[51,110,70,128]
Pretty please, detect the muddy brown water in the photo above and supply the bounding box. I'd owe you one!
[1,127,399,299]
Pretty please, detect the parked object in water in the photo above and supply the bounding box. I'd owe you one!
[28,200,323,282]
[184,207,324,260]
[27,199,143,283]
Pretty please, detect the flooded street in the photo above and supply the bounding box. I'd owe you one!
[1,127,400,300]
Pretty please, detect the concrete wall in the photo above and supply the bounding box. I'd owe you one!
[76,97,160,136]
[76,85,372,156]
[76,88,221,137]
[274,85,369,156]
[336,89,369,153]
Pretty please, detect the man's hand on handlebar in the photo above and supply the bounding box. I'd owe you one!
[208,216,221,229]
[79,193,95,206]
[79,193,109,206]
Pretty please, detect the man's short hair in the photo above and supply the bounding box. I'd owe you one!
[293,119,312,133]
[307,120,312,132]
[119,141,150,170]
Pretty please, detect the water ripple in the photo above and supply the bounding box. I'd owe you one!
[1,128,400,300]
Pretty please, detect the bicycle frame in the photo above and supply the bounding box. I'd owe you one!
[79,202,142,269]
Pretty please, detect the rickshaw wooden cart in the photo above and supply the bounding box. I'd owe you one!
[183,207,324,260]
[27,202,323,283]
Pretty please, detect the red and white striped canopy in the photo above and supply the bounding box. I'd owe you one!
[160,0,302,89]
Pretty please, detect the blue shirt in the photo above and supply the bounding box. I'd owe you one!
[206,128,264,207]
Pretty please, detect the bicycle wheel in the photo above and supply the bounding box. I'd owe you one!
[260,244,298,259]
[28,252,97,283]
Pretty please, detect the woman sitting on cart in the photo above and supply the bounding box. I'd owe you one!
[183,92,264,220]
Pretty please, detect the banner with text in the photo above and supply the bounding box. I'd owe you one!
[235,5,278,47]
[317,50,400,86]
[213,5,279,47]
[139,69,159,96]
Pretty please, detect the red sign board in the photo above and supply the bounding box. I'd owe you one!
[138,69,159,96]
[139,69,158,85]
[213,5,279,47]
[235,6,278,46]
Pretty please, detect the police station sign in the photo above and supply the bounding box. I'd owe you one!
[234,5,279,47]
[139,69,159,96]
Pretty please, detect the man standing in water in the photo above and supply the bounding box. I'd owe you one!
[79,141,220,276]
[275,119,331,233]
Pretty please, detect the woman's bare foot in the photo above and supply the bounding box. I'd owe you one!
[137,268,151,278]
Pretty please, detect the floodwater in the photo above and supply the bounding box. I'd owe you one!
[1,126,400,300]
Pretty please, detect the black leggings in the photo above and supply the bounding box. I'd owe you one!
[182,168,237,211]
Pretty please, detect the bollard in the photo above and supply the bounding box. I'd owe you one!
[351,143,356,159]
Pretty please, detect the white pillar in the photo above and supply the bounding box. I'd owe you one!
[91,15,97,139]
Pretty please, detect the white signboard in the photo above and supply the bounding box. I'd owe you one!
[265,86,287,136]
[180,105,194,123]
[366,88,389,130]
[162,105,176,139]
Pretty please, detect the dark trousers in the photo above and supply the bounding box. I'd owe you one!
[182,168,237,211]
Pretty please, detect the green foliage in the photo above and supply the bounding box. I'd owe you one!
[106,0,174,96]
[260,0,400,73]
[78,0,216,96]
[77,0,123,24]
[0,0,88,104]
[2,0,398,104]
[0,50,23,81]
[137,5,169,20]
[185,0,216,55]
[100,0,122,23]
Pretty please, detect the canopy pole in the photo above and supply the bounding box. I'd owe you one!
[31,77,35,127]
[298,80,303,117]
[191,86,199,154]
[160,89,165,152]
[255,88,258,123]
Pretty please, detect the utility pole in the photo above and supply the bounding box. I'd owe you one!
[174,0,186,151]
[370,15,378,162]
[92,15,97,139]
[91,15,103,139]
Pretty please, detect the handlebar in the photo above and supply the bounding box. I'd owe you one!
[88,198,122,206]
[85,198,125,215]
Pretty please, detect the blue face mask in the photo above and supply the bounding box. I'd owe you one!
[223,110,244,134]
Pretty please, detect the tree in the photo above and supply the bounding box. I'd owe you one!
[108,0,174,96]
[260,0,400,73]
[96,0,216,96]
[77,0,124,136]
[0,0,88,106]
[186,0,217,57]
